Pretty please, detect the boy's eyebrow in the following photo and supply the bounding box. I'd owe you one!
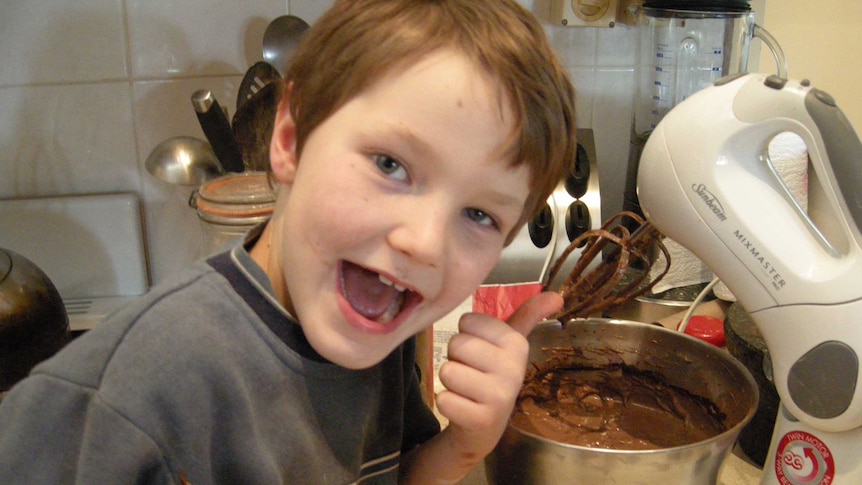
[383,121,515,172]
[486,190,526,208]
[380,121,436,160]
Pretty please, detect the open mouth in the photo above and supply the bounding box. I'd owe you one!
[340,261,420,325]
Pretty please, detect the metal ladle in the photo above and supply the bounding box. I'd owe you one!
[262,15,309,77]
[145,136,225,186]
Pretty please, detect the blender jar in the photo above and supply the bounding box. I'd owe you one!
[623,0,787,218]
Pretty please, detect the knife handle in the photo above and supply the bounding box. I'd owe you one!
[192,90,245,173]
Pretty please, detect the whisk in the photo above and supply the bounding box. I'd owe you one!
[543,211,671,320]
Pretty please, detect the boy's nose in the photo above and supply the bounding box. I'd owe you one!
[387,201,448,268]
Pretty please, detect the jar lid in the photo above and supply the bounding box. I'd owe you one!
[198,171,276,204]
[644,0,750,12]
[194,172,276,222]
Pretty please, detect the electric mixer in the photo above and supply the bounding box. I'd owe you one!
[638,72,862,484]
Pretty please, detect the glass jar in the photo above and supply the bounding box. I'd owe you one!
[191,172,276,257]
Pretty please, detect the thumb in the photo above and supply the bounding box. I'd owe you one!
[506,291,563,337]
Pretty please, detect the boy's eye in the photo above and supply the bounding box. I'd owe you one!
[464,207,498,229]
[372,154,409,182]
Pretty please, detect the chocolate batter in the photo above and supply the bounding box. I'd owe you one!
[511,347,727,450]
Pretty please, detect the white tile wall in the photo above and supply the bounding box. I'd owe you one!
[0,0,640,284]
[0,0,128,86]
[125,0,287,78]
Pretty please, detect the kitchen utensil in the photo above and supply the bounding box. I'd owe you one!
[236,61,281,111]
[543,211,669,320]
[232,79,282,172]
[191,89,246,173]
[145,136,224,186]
[623,0,787,220]
[638,72,862,484]
[262,15,309,77]
[0,248,70,392]
[485,318,757,484]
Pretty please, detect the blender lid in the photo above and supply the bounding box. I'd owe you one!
[644,0,750,11]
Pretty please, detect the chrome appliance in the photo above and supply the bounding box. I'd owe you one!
[484,129,601,289]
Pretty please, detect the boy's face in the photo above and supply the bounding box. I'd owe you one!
[266,50,531,369]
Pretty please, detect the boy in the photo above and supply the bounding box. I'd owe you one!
[0,0,576,483]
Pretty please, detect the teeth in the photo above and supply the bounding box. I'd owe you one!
[378,292,405,324]
[378,274,406,292]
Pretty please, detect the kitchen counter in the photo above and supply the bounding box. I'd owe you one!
[459,444,765,484]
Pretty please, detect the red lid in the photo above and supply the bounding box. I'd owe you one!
[680,315,726,347]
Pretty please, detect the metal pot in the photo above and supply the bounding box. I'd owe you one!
[485,318,757,485]
[0,248,70,392]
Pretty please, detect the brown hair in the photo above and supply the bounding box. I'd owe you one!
[284,0,577,236]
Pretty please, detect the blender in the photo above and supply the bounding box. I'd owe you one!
[622,0,787,220]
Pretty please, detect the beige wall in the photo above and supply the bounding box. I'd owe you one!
[760,0,862,132]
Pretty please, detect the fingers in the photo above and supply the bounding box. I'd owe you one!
[445,291,562,377]
[436,339,523,434]
[446,314,522,376]
[434,292,562,437]
[434,385,501,432]
[506,291,563,337]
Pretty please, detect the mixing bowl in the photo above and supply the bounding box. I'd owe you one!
[485,318,757,485]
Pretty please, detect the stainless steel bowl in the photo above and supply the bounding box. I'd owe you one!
[485,318,758,485]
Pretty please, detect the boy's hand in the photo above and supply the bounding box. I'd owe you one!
[434,291,563,465]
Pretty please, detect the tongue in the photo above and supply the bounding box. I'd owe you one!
[342,262,401,321]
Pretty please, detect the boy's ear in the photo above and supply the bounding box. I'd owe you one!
[269,83,299,184]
